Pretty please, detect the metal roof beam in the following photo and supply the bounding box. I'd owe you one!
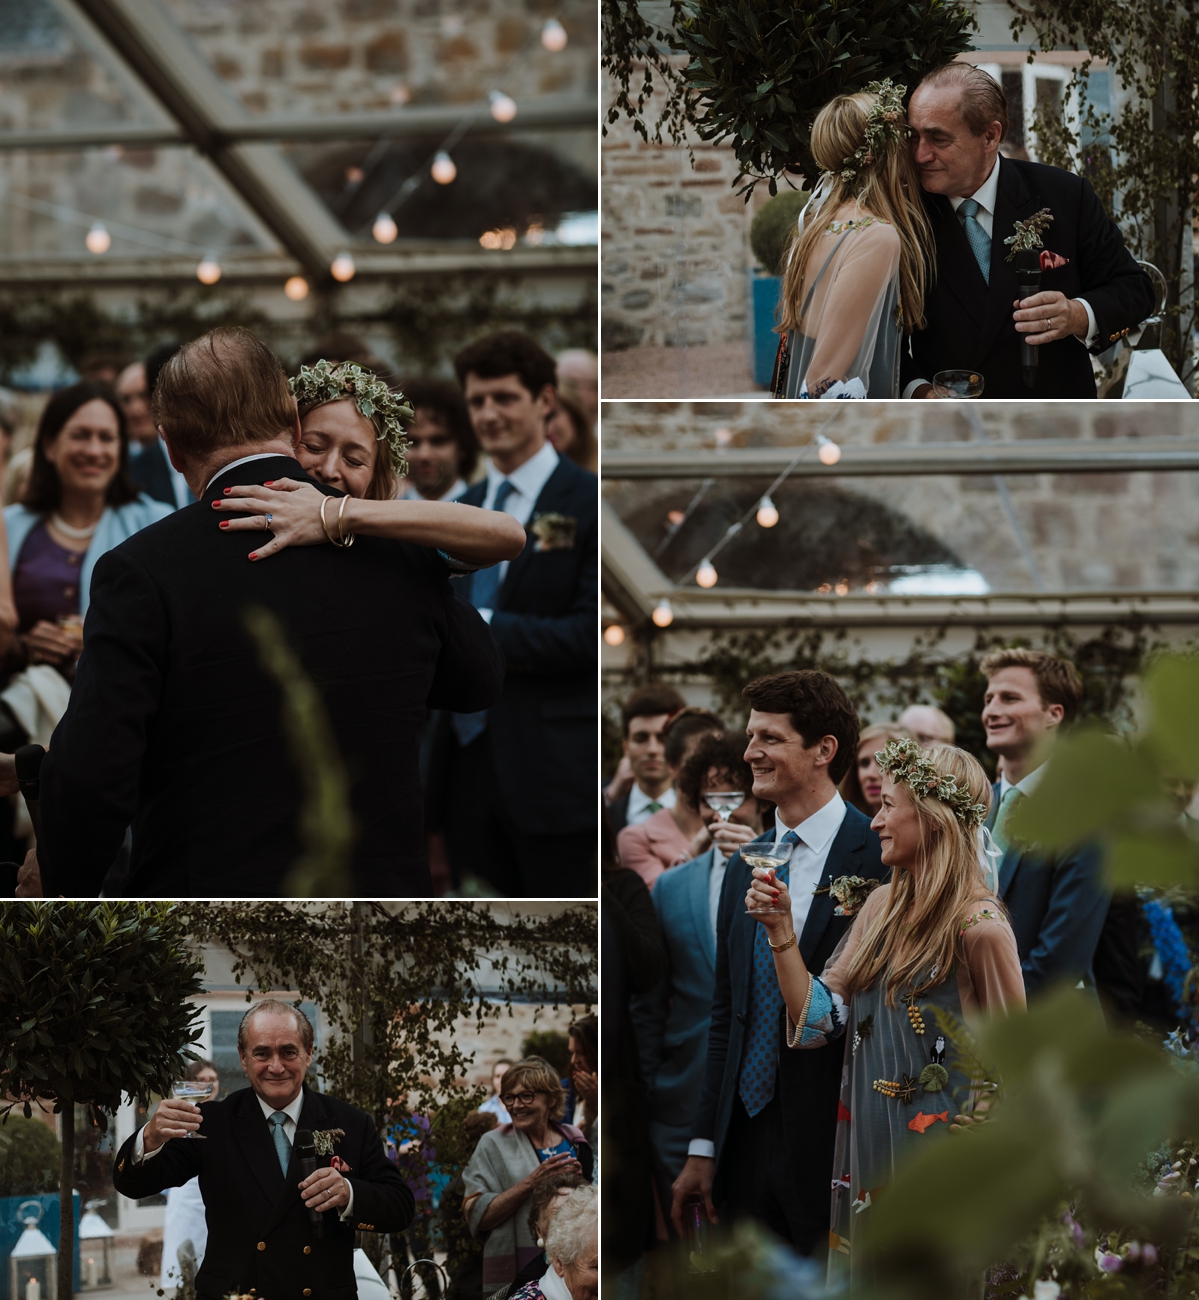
[67,0,349,278]
[602,437,1199,478]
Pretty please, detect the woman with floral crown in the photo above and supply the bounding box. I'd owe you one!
[210,358,526,564]
[773,80,935,399]
[745,739,1025,1276]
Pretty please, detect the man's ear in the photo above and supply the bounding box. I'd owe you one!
[535,384,557,420]
[1045,703,1066,730]
[160,428,187,475]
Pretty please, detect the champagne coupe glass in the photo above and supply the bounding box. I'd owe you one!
[703,791,745,823]
[171,1079,214,1138]
[743,837,797,915]
[932,369,985,399]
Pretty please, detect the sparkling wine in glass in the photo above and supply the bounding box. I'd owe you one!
[171,1080,213,1137]
[932,369,985,399]
[703,790,745,823]
[743,838,797,915]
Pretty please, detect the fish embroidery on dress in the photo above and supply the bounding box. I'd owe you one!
[907,1111,949,1134]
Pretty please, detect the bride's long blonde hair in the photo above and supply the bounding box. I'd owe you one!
[777,89,934,334]
[840,744,995,1008]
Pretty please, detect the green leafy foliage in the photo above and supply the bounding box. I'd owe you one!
[521,1029,571,1076]
[749,190,811,273]
[677,0,977,194]
[0,1114,61,1196]
[602,0,698,150]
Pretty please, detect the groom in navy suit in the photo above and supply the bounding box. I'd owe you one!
[670,671,886,1256]
[981,648,1109,994]
[902,63,1154,399]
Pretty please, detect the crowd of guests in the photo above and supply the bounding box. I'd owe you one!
[601,650,1131,1284]
[0,330,597,894]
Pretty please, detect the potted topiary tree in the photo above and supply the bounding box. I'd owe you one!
[748,189,810,386]
[0,903,205,1300]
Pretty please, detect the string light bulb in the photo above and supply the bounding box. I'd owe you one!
[330,252,356,282]
[195,254,221,285]
[489,90,517,123]
[603,624,625,647]
[714,426,733,448]
[372,211,398,244]
[696,559,718,589]
[284,276,309,301]
[541,17,567,50]
[652,599,674,628]
[756,494,779,528]
[431,151,457,185]
[817,434,842,465]
[85,222,111,255]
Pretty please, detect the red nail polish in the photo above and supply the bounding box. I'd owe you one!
[249,552,257,560]
[264,480,274,486]
[219,521,229,529]
[223,487,232,494]
[211,500,221,509]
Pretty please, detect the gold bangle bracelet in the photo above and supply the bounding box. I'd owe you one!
[336,493,355,547]
[768,931,797,953]
[319,495,337,545]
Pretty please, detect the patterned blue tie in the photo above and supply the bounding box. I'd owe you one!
[452,479,518,747]
[269,1111,291,1174]
[958,198,991,284]
[739,830,801,1117]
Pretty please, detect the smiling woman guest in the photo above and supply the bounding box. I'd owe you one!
[462,1057,593,1298]
[747,738,1024,1280]
[841,722,912,816]
[4,382,171,684]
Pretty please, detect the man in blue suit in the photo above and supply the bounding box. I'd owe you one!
[670,671,886,1255]
[981,648,1109,995]
[443,331,596,896]
[630,731,768,1218]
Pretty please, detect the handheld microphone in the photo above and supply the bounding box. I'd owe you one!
[1013,248,1042,389]
[15,744,45,838]
[295,1129,323,1238]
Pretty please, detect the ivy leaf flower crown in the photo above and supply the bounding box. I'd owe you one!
[1003,208,1055,262]
[875,737,988,829]
[838,79,909,189]
[289,359,414,478]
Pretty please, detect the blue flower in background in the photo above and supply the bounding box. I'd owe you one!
[1143,897,1194,1025]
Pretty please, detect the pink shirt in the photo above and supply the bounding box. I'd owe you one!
[616,807,694,891]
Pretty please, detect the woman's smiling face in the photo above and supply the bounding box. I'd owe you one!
[296,399,380,499]
[870,776,923,870]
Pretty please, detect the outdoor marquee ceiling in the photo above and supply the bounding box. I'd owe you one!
[0,0,598,284]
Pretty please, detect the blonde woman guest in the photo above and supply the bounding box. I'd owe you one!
[840,722,912,817]
[746,739,1025,1277]
[462,1057,592,1298]
[773,80,934,399]
[506,1184,597,1300]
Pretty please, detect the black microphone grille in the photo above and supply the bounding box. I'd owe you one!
[15,744,45,784]
[294,1128,316,1157]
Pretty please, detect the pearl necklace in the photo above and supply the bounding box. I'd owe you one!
[50,513,98,541]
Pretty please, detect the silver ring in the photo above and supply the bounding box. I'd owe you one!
[265,514,273,529]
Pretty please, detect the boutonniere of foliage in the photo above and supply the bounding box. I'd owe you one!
[814,874,881,916]
[313,1127,346,1157]
[530,512,576,552]
[1004,208,1055,261]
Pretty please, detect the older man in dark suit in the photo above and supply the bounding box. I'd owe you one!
[443,331,597,897]
[113,1001,413,1300]
[670,672,887,1256]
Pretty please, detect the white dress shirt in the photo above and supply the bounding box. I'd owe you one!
[475,441,559,620]
[707,846,730,938]
[626,783,676,827]
[999,760,1046,801]
[903,156,1097,399]
[400,477,468,502]
[687,791,848,1159]
[134,1089,355,1219]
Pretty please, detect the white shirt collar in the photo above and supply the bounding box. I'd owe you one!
[255,1088,306,1127]
[203,452,287,496]
[1000,761,1046,799]
[485,439,558,504]
[627,783,675,819]
[400,477,469,502]
[776,789,846,852]
[538,1267,573,1300]
[949,155,1001,216]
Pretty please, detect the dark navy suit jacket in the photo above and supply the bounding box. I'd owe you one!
[989,776,1110,995]
[690,805,885,1245]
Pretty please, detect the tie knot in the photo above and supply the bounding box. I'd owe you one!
[269,1112,286,1129]
[779,830,800,846]
[958,198,980,218]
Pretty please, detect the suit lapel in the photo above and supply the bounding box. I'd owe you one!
[233,1089,286,1207]
[498,459,574,606]
[981,158,1041,357]
[928,193,988,328]
[799,809,863,963]
[731,832,773,996]
[687,848,717,973]
[998,846,1023,896]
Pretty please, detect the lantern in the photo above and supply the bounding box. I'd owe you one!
[78,1204,114,1287]
[9,1202,57,1300]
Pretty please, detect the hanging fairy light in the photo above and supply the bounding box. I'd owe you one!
[372,211,399,244]
[695,559,718,589]
[85,222,111,255]
[284,276,309,302]
[652,599,674,628]
[195,254,221,285]
[541,17,567,49]
[756,494,779,528]
[603,624,625,647]
[714,426,734,448]
[489,90,517,123]
[330,252,356,282]
[817,434,842,465]
[431,151,457,185]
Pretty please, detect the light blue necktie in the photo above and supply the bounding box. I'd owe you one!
[958,198,991,284]
[739,830,801,1118]
[268,1111,291,1174]
[992,786,1022,854]
[452,479,517,747]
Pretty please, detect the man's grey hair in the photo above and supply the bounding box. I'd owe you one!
[237,999,314,1054]
[544,1184,597,1269]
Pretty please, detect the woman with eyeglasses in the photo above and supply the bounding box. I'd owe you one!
[461,1057,594,1298]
